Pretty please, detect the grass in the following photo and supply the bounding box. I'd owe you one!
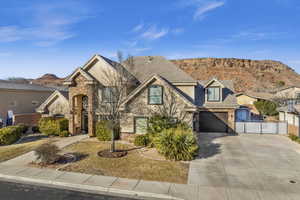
[62,139,189,184]
[0,138,56,162]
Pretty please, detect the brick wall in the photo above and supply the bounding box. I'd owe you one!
[14,113,41,126]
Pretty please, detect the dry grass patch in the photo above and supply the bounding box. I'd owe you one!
[62,140,189,184]
[0,138,56,162]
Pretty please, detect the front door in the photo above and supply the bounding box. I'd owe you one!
[81,96,89,134]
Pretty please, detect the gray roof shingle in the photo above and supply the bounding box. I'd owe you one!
[122,56,196,83]
[0,81,57,92]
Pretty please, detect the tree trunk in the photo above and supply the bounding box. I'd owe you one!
[111,129,115,152]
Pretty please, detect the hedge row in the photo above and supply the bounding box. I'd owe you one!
[38,117,69,136]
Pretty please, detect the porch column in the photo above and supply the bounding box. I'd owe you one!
[88,84,95,137]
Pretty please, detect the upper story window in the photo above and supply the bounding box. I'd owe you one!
[207,87,221,102]
[148,85,163,105]
[102,87,117,103]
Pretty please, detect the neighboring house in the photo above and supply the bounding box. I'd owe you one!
[275,86,300,99]
[235,91,274,121]
[278,105,300,136]
[274,86,300,106]
[45,54,239,136]
[36,90,70,118]
[0,81,56,126]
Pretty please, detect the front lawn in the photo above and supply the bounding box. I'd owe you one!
[0,138,56,162]
[61,139,189,184]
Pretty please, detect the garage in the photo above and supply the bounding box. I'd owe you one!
[199,111,228,132]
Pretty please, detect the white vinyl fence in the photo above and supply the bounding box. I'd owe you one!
[235,122,288,135]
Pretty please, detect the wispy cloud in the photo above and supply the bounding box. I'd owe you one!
[231,30,287,41]
[132,23,144,32]
[172,28,185,35]
[177,0,225,21]
[194,1,225,20]
[0,1,93,46]
[140,25,169,40]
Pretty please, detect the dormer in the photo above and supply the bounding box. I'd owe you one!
[203,78,225,103]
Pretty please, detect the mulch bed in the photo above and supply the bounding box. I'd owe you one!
[97,149,127,158]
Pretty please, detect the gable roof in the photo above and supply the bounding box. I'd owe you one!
[236,91,274,100]
[120,74,196,110]
[275,85,300,93]
[64,67,95,85]
[0,81,56,92]
[36,90,69,113]
[198,79,235,92]
[202,78,225,88]
[277,104,300,114]
[122,56,196,84]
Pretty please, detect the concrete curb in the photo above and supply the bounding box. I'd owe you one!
[0,173,183,200]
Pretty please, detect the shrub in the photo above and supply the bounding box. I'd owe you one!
[254,100,278,116]
[38,117,68,136]
[32,126,39,133]
[96,121,120,141]
[289,134,298,141]
[154,127,198,161]
[0,126,23,145]
[17,124,29,134]
[134,134,150,147]
[59,130,69,137]
[147,115,178,135]
[34,143,60,164]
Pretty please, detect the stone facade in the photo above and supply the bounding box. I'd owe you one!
[68,74,96,136]
[120,79,195,134]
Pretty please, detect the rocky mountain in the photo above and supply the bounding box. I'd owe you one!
[171,58,300,92]
[3,58,299,93]
[31,74,65,87]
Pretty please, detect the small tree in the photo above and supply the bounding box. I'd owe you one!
[254,100,278,116]
[98,52,137,152]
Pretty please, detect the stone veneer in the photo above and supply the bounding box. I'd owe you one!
[120,78,195,134]
[68,74,96,136]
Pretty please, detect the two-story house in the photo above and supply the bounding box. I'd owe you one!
[38,54,239,136]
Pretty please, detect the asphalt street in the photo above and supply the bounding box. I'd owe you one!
[0,180,139,200]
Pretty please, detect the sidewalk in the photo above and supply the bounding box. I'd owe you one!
[0,164,198,200]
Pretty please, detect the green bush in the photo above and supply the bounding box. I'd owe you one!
[32,126,39,133]
[96,121,120,141]
[254,100,278,116]
[38,117,68,136]
[147,115,179,135]
[154,127,198,161]
[0,126,23,145]
[17,124,29,134]
[59,130,69,137]
[34,143,60,164]
[134,134,150,147]
[289,134,299,141]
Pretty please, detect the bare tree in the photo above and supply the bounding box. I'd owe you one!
[98,51,137,152]
[149,86,188,122]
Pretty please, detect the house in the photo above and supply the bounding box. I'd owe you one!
[275,86,300,99]
[43,54,239,136]
[0,80,56,126]
[278,104,300,136]
[235,91,274,121]
[36,90,69,118]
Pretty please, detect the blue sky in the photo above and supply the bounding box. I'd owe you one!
[0,0,300,79]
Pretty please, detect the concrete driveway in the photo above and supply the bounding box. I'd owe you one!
[189,132,300,200]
